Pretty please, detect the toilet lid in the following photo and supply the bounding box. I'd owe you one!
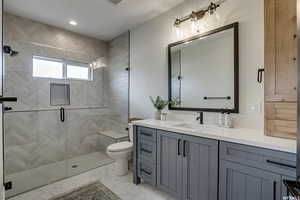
[108,141,133,152]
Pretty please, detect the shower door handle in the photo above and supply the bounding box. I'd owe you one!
[0,97,17,103]
[60,107,65,122]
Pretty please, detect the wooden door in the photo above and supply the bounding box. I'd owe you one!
[157,130,183,199]
[265,0,297,102]
[219,160,281,200]
[182,135,218,200]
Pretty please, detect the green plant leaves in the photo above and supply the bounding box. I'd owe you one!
[149,96,177,111]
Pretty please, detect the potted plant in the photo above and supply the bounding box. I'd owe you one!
[149,96,172,120]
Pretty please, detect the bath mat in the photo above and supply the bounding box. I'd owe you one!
[51,181,121,200]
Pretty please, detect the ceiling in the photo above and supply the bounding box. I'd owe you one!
[4,0,184,41]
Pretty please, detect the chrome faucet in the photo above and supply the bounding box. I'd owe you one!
[196,112,204,124]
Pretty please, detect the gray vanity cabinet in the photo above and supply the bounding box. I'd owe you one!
[182,135,218,200]
[156,130,218,200]
[219,160,281,200]
[134,126,296,200]
[157,130,183,199]
[219,141,296,200]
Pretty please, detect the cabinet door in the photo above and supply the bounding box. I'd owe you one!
[182,136,218,200]
[265,0,297,102]
[157,130,183,199]
[219,160,281,200]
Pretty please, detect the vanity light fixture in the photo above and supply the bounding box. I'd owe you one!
[174,2,222,34]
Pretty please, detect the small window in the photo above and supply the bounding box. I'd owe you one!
[67,63,91,80]
[33,56,64,79]
[32,56,92,81]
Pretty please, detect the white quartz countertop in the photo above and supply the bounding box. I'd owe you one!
[132,119,297,154]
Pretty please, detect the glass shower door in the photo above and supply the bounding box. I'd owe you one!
[64,33,131,178]
[63,50,114,177]
[3,41,69,198]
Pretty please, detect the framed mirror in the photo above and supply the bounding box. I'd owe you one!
[168,22,239,113]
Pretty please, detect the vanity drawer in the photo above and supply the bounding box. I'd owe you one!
[220,142,296,177]
[138,139,156,163]
[137,159,156,186]
[137,127,156,142]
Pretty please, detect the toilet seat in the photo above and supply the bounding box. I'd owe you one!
[107,141,133,152]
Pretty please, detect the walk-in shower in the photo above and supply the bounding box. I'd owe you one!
[2,11,130,198]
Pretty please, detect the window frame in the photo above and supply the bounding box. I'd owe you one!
[32,56,93,81]
[32,56,64,80]
[65,60,93,81]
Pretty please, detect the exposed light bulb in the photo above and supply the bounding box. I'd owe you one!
[191,19,197,34]
[197,20,204,33]
[175,25,182,39]
[208,11,220,28]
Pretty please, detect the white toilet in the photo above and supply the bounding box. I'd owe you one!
[106,124,133,176]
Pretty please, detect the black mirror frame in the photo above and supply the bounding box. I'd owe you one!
[168,22,239,113]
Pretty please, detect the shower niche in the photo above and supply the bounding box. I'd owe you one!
[50,83,70,106]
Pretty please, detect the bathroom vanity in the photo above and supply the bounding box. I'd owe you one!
[131,16,298,200]
[132,120,297,200]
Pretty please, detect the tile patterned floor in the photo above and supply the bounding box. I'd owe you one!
[8,163,175,200]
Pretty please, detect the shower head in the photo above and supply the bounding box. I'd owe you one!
[3,45,19,57]
[10,50,19,57]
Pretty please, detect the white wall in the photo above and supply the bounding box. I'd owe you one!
[130,0,264,129]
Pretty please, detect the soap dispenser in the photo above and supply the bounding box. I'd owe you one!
[224,112,233,128]
[218,110,225,127]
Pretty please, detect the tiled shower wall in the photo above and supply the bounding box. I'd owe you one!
[3,12,129,178]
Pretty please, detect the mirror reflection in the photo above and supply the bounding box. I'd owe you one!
[169,23,238,112]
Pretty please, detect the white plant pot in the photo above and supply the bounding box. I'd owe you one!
[154,110,162,120]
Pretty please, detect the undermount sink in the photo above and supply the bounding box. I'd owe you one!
[172,123,215,130]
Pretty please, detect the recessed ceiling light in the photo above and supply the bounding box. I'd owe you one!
[69,20,77,26]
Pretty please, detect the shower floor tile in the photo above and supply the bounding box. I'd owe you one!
[8,163,175,200]
[6,151,114,198]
